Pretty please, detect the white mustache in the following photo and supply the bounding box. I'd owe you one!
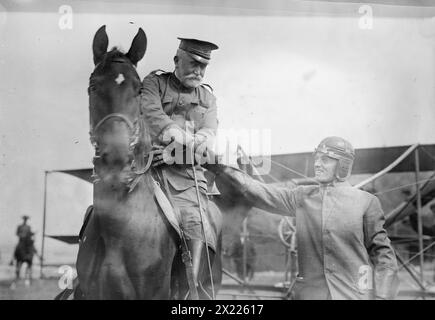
[186,75,202,81]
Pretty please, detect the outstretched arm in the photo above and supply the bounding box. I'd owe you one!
[207,164,298,217]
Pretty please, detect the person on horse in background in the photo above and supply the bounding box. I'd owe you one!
[206,136,400,300]
[10,215,33,266]
[16,215,33,242]
[141,38,219,298]
[10,216,38,273]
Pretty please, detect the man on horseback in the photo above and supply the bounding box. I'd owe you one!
[10,216,38,287]
[11,215,33,265]
[141,38,220,298]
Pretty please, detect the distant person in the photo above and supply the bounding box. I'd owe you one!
[229,237,244,280]
[229,236,256,282]
[11,215,33,265]
[10,216,39,287]
[245,238,256,281]
[16,215,33,241]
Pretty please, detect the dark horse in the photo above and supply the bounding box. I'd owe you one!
[10,234,38,288]
[67,26,222,299]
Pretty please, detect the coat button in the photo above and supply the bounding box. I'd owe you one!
[178,99,184,106]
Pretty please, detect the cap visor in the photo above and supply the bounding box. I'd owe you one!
[187,52,210,65]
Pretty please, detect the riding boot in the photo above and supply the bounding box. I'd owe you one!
[187,239,204,286]
[184,239,204,299]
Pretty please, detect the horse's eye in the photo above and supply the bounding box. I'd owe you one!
[88,83,99,96]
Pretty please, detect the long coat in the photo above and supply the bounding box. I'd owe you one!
[215,166,399,300]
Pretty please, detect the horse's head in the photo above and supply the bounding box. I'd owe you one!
[89,25,147,185]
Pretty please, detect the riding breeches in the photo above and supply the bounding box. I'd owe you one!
[168,185,218,252]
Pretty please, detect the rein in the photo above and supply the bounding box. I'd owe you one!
[91,113,136,140]
[89,103,154,192]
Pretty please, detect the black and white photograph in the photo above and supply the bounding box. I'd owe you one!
[1,0,435,305]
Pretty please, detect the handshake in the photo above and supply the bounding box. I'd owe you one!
[153,125,228,174]
[151,140,213,168]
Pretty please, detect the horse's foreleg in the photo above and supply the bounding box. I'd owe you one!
[97,250,136,299]
[15,261,22,280]
[25,264,32,286]
[29,265,33,282]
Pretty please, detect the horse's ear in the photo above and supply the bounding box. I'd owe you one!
[93,25,109,66]
[126,28,147,66]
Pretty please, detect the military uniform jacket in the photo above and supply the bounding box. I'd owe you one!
[16,224,31,240]
[217,167,399,300]
[141,71,218,191]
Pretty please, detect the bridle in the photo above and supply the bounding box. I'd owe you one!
[89,112,140,158]
[88,66,154,191]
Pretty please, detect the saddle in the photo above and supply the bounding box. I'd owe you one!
[78,173,221,251]
[76,173,217,301]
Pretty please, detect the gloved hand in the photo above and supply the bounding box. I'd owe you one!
[152,144,175,168]
[152,142,219,168]
[160,126,194,146]
[192,137,209,165]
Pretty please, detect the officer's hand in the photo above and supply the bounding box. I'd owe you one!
[152,145,175,167]
[193,140,210,165]
[160,126,194,146]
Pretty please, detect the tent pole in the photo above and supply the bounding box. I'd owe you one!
[40,171,48,279]
[414,147,425,286]
[395,250,426,291]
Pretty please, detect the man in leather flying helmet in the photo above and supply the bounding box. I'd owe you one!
[206,136,399,300]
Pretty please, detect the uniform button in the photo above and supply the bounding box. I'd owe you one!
[178,99,184,106]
